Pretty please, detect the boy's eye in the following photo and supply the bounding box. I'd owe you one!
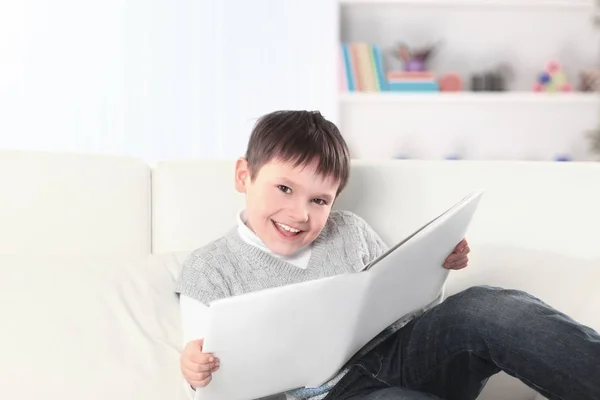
[278,185,292,194]
[312,198,327,206]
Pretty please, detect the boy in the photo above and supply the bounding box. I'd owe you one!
[176,110,600,400]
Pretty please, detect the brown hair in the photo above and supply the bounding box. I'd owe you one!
[244,110,351,194]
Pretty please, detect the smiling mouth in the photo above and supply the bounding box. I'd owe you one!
[272,220,303,237]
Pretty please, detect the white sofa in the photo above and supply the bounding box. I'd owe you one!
[1,150,599,400]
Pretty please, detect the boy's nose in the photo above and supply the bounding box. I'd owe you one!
[289,204,309,223]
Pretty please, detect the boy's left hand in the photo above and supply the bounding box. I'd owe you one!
[443,238,470,270]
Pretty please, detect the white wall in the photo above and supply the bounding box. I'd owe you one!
[0,0,338,163]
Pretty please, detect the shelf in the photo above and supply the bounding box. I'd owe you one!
[339,92,600,104]
[339,0,595,8]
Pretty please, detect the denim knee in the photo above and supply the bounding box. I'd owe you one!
[459,285,507,300]
[446,285,536,331]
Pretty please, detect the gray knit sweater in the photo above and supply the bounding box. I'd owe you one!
[175,210,441,400]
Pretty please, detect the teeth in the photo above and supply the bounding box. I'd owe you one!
[276,222,300,233]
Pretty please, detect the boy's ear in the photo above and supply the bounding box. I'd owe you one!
[234,157,250,193]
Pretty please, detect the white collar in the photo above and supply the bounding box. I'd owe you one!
[236,210,272,254]
[236,210,312,267]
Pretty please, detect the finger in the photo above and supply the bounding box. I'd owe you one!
[444,256,468,268]
[451,260,469,270]
[184,372,212,385]
[182,364,211,378]
[181,360,216,374]
[444,254,456,264]
[453,239,466,253]
[454,256,468,265]
[183,358,217,373]
[196,374,213,388]
[445,254,464,264]
[444,252,468,267]
[185,370,212,384]
[190,354,218,365]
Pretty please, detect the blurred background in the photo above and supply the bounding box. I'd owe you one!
[0,0,599,163]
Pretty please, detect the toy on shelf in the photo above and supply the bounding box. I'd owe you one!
[388,41,442,92]
[395,41,440,72]
[439,73,463,92]
[579,69,600,92]
[533,61,573,92]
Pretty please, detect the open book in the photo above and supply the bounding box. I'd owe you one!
[199,191,484,400]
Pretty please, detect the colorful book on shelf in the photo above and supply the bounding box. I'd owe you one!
[387,71,436,81]
[338,44,347,92]
[339,42,387,92]
[388,81,439,92]
[340,43,353,91]
[354,43,376,91]
[372,45,387,91]
[387,71,439,92]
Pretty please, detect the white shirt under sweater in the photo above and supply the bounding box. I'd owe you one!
[179,210,312,398]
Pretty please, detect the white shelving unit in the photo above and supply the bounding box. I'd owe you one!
[339,0,594,6]
[337,0,600,161]
[340,92,600,104]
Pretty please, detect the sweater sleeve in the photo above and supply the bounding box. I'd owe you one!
[351,212,389,262]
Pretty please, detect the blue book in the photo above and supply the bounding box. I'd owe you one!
[341,43,355,92]
[372,45,387,91]
[388,81,439,92]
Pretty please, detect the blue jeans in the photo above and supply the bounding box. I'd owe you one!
[324,286,600,400]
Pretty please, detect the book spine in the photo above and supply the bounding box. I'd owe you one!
[372,45,387,91]
[341,43,355,91]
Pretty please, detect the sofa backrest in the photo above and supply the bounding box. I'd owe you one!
[151,158,600,327]
[152,159,243,253]
[152,158,600,261]
[0,150,151,256]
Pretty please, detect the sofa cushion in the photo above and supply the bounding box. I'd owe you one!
[0,150,151,256]
[446,245,600,400]
[0,254,186,400]
[447,245,600,319]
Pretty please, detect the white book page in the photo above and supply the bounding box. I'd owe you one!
[350,191,483,351]
[199,272,369,400]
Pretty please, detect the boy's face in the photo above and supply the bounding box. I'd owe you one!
[235,157,339,256]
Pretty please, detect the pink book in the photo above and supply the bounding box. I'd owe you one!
[387,71,436,81]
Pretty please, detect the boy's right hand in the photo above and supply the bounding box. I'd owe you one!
[180,339,220,389]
